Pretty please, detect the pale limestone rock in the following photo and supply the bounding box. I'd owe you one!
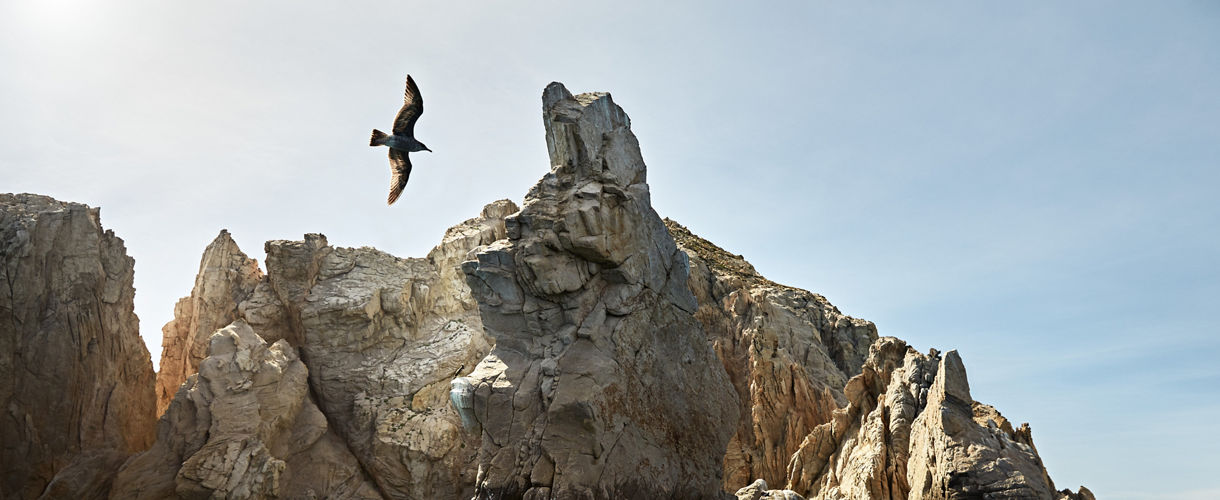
[460,83,739,499]
[736,479,806,500]
[667,221,877,491]
[0,194,157,500]
[132,200,516,499]
[156,230,266,415]
[111,321,379,499]
[261,200,515,500]
[784,337,1089,500]
[905,351,1056,499]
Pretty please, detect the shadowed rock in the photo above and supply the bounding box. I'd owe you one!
[668,220,877,490]
[0,194,156,500]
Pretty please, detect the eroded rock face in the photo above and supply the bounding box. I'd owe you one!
[156,229,264,415]
[460,83,740,499]
[784,337,1089,500]
[112,321,379,499]
[0,194,157,500]
[263,235,482,499]
[668,221,877,490]
[134,200,516,500]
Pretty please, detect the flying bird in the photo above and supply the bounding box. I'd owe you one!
[370,75,432,205]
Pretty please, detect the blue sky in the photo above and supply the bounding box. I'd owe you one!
[2,1,1217,498]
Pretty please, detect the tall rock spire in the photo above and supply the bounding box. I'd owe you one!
[461,83,740,499]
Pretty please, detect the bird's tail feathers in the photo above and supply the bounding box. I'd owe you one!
[370,129,389,146]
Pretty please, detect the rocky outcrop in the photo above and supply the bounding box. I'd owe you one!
[128,200,517,500]
[156,230,264,415]
[459,83,740,499]
[5,83,1090,500]
[668,221,878,490]
[111,321,379,499]
[0,194,157,499]
[785,337,1090,500]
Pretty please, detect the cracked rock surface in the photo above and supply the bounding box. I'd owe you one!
[0,194,156,500]
[133,201,516,499]
[155,229,263,415]
[111,321,379,499]
[668,220,877,491]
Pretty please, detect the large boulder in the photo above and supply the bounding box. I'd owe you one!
[0,194,157,499]
[460,83,740,499]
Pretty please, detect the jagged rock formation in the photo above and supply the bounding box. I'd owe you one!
[130,200,517,499]
[459,83,740,499]
[111,321,379,498]
[785,337,1092,500]
[156,229,263,415]
[668,221,878,490]
[3,83,1089,500]
[0,194,157,499]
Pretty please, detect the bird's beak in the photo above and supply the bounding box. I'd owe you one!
[425,148,433,152]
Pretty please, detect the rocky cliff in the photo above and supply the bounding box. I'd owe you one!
[2,82,1089,500]
[0,194,157,500]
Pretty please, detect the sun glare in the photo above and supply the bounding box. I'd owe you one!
[12,0,104,36]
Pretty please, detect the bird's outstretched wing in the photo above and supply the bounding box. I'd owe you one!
[387,149,412,205]
[392,75,424,137]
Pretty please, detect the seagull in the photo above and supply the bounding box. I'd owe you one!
[370,75,432,205]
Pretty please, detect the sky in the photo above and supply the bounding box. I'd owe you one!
[2,1,1217,498]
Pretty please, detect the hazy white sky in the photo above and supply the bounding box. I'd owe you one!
[3,1,1217,498]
